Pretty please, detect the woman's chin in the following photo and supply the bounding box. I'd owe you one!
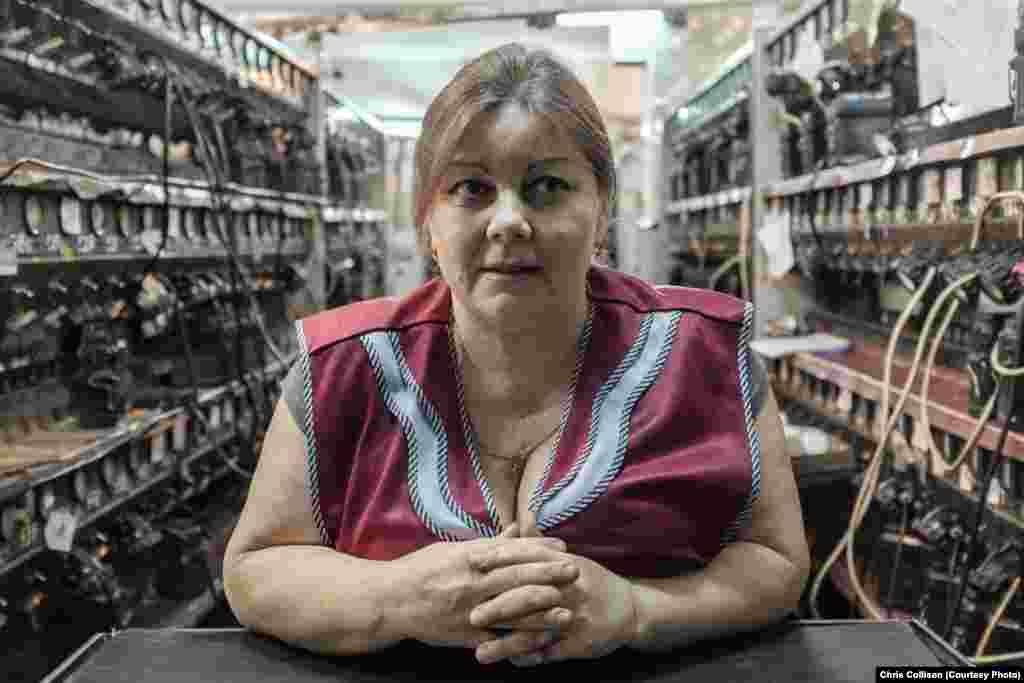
[474,294,556,327]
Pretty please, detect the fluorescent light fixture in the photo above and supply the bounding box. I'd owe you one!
[556,10,664,62]
[555,10,663,28]
[327,92,389,136]
[331,108,361,123]
[380,119,422,139]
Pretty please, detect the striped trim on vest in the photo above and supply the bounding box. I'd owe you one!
[296,321,331,546]
[720,301,761,546]
[530,310,682,531]
[360,330,495,541]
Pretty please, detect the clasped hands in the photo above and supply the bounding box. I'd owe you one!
[401,523,638,667]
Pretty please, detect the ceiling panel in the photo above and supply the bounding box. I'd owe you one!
[208,0,743,19]
[283,21,612,124]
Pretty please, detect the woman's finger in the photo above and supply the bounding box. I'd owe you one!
[470,584,566,628]
[490,606,574,631]
[468,539,567,572]
[476,629,559,665]
[476,560,578,598]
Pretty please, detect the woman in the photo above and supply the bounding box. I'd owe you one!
[223,43,809,668]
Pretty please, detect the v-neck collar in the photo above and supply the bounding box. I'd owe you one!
[444,298,596,534]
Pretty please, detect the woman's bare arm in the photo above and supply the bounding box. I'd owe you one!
[222,398,417,654]
[627,390,811,651]
[223,397,580,655]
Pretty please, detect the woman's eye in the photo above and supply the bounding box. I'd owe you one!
[527,177,571,202]
[450,179,492,202]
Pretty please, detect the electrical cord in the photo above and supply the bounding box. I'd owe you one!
[975,576,1021,657]
[845,194,1024,623]
[0,157,108,185]
[919,298,999,476]
[991,345,1024,377]
[808,270,976,618]
[168,267,252,480]
[969,192,1024,250]
[137,65,174,281]
[803,169,826,252]
[708,254,742,293]
[185,105,254,460]
[170,76,286,368]
[943,535,964,631]
[845,273,977,620]
[863,458,893,616]
[942,192,1024,641]
[161,76,260,480]
[946,405,1016,641]
[883,502,910,610]
[170,77,279,467]
[971,651,1024,665]
[808,267,936,618]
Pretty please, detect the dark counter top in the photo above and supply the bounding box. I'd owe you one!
[43,619,968,683]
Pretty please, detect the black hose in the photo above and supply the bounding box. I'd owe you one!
[884,503,910,609]
[946,415,1016,640]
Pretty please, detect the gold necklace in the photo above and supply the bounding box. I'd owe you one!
[448,282,592,481]
[449,326,565,479]
[483,422,562,478]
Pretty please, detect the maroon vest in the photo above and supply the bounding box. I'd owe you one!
[294,266,759,578]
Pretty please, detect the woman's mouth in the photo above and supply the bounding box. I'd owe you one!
[482,266,542,276]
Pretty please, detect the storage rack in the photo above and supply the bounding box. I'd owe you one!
[661,0,1024,660]
[663,0,858,297]
[0,1,389,679]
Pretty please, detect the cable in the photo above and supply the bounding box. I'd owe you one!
[0,157,109,185]
[170,77,286,368]
[137,66,174,281]
[168,271,251,479]
[803,170,826,251]
[159,76,256,481]
[883,502,910,610]
[991,345,1024,377]
[975,577,1021,657]
[808,267,936,617]
[808,270,974,618]
[183,94,252,456]
[170,77,282,472]
[909,192,1024,638]
[918,299,960,469]
[970,192,1024,250]
[972,651,1024,664]
[846,272,979,620]
[946,405,1016,641]
[708,254,742,293]
[919,299,1000,475]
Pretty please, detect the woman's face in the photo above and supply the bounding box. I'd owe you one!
[427,103,606,329]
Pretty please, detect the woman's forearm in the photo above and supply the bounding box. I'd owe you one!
[224,546,416,656]
[627,541,809,652]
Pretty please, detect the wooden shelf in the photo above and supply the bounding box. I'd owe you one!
[787,217,1024,248]
[768,340,1024,461]
[764,125,1024,198]
[665,186,751,215]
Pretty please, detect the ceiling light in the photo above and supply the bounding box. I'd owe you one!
[555,10,663,28]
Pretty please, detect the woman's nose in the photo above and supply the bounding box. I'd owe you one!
[486,188,532,242]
